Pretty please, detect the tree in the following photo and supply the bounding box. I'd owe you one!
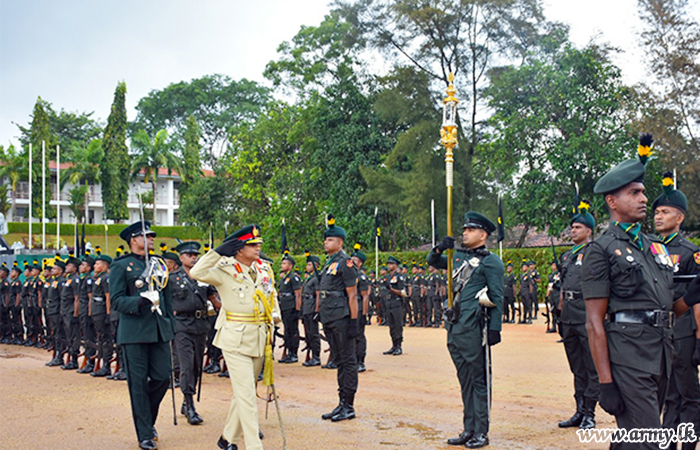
[130,129,181,226]
[101,81,130,222]
[0,144,27,219]
[133,75,270,169]
[180,115,202,192]
[25,97,57,219]
[62,139,103,225]
[178,174,238,237]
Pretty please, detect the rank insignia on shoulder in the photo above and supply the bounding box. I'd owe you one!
[126,267,132,272]
[614,249,622,256]
[347,260,354,268]
[695,252,700,265]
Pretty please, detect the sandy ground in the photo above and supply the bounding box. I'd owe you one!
[0,319,613,450]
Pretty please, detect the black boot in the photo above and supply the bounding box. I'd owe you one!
[322,394,344,420]
[206,362,221,374]
[217,435,238,450]
[393,346,402,355]
[78,361,95,374]
[185,394,203,425]
[579,398,596,429]
[558,395,585,428]
[331,393,356,422]
[62,354,79,370]
[91,364,111,377]
[218,369,229,378]
[357,360,367,372]
[383,343,396,355]
[447,431,474,446]
[465,433,489,448]
[303,356,321,367]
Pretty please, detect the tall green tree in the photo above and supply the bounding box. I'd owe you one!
[180,115,202,191]
[0,144,27,220]
[101,82,130,222]
[130,129,181,225]
[26,97,56,219]
[133,75,270,169]
[62,139,103,224]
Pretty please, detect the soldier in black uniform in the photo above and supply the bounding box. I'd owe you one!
[24,261,42,346]
[503,262,516,324]
[653,173,700,448]
[582,135,700,450]
[558,201,599,430]
[111,221,175,450]
[46,258,67,367]
[529,261,541,320]
[40,263,52,349]
[377,266,389,326]
[383,256,406,355]
[60,257,82,370]
[351,245,370,372]
[278,254,302,364]
[77,256,97,373]
[301,252,321,367]
[519,261,532,324]
[546,262,561,334]
[317,216,360,422]
[0,264,9,343]
[171,241,215,425]
[18,263,30,344]
[90,254,113,377]
[427,265,441,327]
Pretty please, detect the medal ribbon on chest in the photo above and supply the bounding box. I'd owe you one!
[650,242,674,269]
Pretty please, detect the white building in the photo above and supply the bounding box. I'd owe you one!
[2,161,210,226]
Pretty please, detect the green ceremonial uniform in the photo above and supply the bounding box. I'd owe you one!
[427,245,504,436]
[110,252,175,443]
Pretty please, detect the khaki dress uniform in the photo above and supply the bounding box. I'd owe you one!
[191,250,280,450]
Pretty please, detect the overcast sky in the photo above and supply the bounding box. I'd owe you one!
[1,0,698,147]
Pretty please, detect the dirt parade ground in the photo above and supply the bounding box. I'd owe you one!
[0,318,616,450]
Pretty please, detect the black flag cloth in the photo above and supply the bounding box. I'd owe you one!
[281,220,289,254]
[497,196,505,243]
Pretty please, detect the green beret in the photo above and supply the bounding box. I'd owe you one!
[0,264,8,274]
[119,220,157,242]
[506,261,513,268]
[352,251,367,263]
[380,265,388,271]
[174,241,202,255]
[387,256,401,265]
[82,256,96,267]
[224,224,263,245]
[463,211,496,234]
[571,201,596,230]
[652,172,687,213]
[54,259,66,270]
[162,252,182,266]
[323,214,347,240]
[96,254,112,264]
[66,257,81,268]
[282,254,295,266]
[259,251,273,264]
[594,134,653,195]
[305,251,321,266]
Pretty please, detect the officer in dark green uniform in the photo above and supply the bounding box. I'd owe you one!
[582,135,700,450]
[503,262,516,324]
[278,254,302,364]
[653,173,700,447]
[60,257,81,370]
[558,201,599,430]
[46,258,67,366]
[111,221,175,450]
[90,253,113,377]
[382,256,406,355]
[317,216,360,422]
[302,252,321,367]
[351,245,370,372]
[171,241,214,425]
[77,256,97,373]
[428,211,504,449]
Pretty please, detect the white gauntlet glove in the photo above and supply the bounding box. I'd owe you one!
[140,290,162,315]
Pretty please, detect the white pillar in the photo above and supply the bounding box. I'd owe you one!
[167,178,174,226]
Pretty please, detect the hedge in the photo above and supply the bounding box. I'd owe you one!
[7,222,206,239]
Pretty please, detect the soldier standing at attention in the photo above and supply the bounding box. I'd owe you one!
[317,216,360,422]
[60,257,82,370]
[503,262,516,324]
[25,261,42,346]
[278,254,302,364]
[45,258,67,367]
[558,201,599,430]
[0,264,9,343]
[519,261,532,324]
[382,256,406,356]
[378,266,389,326]
[9,263,23,344]
[190,224,279,450]
[582,134,700,450]
[653,173,700,446]
[529,261,541,320]
[77,256,97,373]
[41,262,52,349]
[546,262,561,334]
[110,221,175,450]
[428,212,504,449]
[351,244,370,373]
[301,252,322,367]
[90,253,113,377]
[169,241,214,426]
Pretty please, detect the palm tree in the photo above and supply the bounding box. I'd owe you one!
[62,139,103,224]
[130,129,181,225]
[0,144,28,220]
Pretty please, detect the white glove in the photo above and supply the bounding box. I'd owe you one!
[140,290,162,315]
[476,286,495,308]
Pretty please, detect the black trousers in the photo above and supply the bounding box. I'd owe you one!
[11,305,23,339]
[324,317,357,399]
[206,315,221,364]
[302,313,320,359]
[80,312,97,358]
[174,330,206,396]
[562,323,600,401]
[356,316,367,363]
[403,298,412,325]
[122,341,172,442]
[62,314,81,356]
[503,294,515,321]
[24,305,37,340]
[0,304,8,338]
[387,303,404,347]
[662,335,700,443]
[430,297,443,325]
[282,309,300,355]
[49,313,65,355]
[521,295,533,321]
[92,313,114,365]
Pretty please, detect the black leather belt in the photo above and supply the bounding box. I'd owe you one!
[93,297,105,303]
[320,291,346,299]
[281,292,294,299]
[175,309,208,319]
[563,290,582,300]
[610,310,674,328]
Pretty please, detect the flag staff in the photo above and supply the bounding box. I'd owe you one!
[29,143,33,250]
[440,73,459,309]
[56,145,60,249]
[42,140,46,250]
[374,206,379,273]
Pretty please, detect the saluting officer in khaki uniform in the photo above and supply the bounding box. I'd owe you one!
[191,224,280,450]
